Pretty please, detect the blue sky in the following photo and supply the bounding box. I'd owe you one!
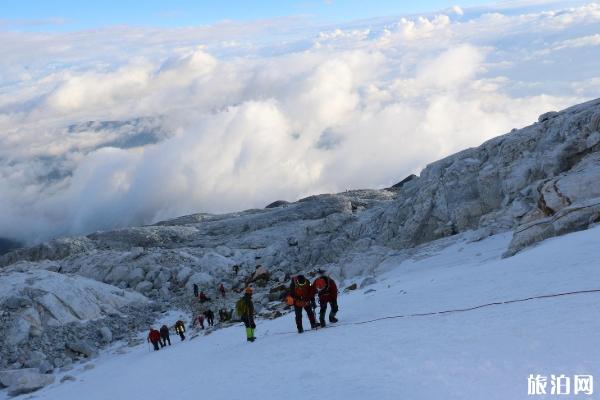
[2,0,497,30]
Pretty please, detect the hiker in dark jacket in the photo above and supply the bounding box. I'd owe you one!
[193,283,199,298]
[204,309,215,326]
[313,275,339,327]
[148,327,161,351]
[174,320,186,341]
[288,275,318,333]
[159,324,171,347]
[236,287,256,342]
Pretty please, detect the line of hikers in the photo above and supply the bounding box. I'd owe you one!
[148,273,339,347]
[147,320,187,351]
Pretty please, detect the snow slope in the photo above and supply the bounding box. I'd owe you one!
[10,226,600,400]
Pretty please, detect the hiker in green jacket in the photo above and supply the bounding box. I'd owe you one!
[236,287,256,342]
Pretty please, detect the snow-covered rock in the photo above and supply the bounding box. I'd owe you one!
[0,368,55,396]
[0,268,150,371]
[176,267,193,285]
[67,340,98,358]
[99,327,113,343]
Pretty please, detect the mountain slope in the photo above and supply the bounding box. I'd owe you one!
[6,225,599,400]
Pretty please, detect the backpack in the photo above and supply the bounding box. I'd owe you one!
[235,297,248,317]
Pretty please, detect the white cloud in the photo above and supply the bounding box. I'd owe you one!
[0,2,598,243]
[544,33,600,53]
[451,6,464,16]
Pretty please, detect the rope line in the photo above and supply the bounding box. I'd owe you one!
[262,288,600,337]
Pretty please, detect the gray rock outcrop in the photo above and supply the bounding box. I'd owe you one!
[0,368,55,396]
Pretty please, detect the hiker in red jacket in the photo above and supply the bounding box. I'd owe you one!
[288,275,318,333]
[218,283,226,298]
[313,275,339,327]
[198,291,211,303]
[147,327,161,351]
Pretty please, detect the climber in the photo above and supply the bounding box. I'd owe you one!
[194,314,205,330]
[193,283,199,298]
[198,291,211,303]
[313,275,339,327]
[236,287,256,342]
[219,283,226,298]
[174,320,186,341]
[147,327,162,351]
[159,324,171,346]
[288,275,318,333]
[204,309,215,326]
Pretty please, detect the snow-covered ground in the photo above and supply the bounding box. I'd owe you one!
[8,226,600,400]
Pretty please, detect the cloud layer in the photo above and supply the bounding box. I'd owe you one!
[1,2,600,243]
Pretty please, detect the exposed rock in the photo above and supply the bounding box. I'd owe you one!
[390,174,418,189]
[538,111,559,123]
[60,375,76,383]
[3,296,32,310]
[176,267,193,285]
[265,200,290,209]
[505,198,600,256]
[135,281,154,294]
[0,237,94,267]
[24,351,46,369]
[38,360,53,374]
[344,283,358,292]
[104,265,132,284]
[269,284,288,293]
[127,268,146,287]
[67,339,98,358]
[0,268,148,368]
[0,368,55,396]
[186,272,214,291]
[99,326,112,343]
[250,266,270,282]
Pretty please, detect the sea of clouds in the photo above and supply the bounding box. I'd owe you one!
[1,1,599,243]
